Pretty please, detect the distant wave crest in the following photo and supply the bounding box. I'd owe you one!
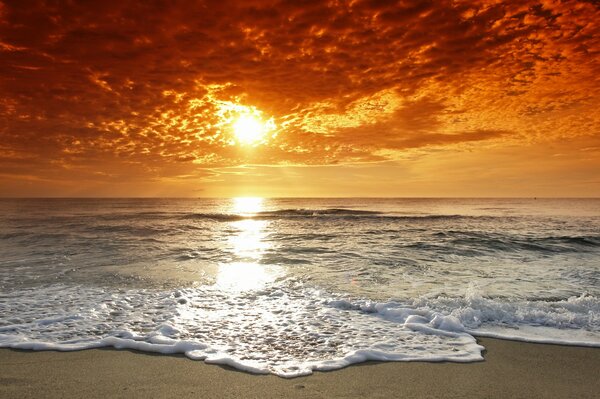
[178,208,496,222]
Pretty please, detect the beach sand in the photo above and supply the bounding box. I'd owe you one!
[1,338,599,398]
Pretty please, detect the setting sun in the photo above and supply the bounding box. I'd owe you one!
[232,114,266,145]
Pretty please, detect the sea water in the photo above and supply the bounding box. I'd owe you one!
[0,198,598,376]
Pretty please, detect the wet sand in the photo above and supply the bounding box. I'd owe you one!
[1,337,599,398]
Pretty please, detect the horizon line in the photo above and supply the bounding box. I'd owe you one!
[1,196,599,200]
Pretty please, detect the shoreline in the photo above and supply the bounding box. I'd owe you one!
[2,337,599,398]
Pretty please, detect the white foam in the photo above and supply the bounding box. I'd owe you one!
[409,289,600,347]
[1,281,599,377]
[469,325,600,347]
[0,283,484,377]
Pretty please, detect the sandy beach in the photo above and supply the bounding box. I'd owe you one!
[1,337,598,398]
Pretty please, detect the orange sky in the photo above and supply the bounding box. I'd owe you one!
[0,0,599,197]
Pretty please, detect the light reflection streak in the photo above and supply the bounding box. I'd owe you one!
[214,197,280,291]
[232,197,263,215]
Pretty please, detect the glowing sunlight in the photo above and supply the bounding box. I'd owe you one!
[232,197,264,215]
[232,114,267,145]
[215,262,280,291]
[215,197,279,291]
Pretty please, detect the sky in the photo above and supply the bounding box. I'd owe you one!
[0,0,599,197]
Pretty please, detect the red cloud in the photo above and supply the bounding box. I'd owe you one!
[0,0,598,193]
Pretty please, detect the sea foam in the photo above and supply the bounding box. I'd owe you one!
[0,283,484,377]
[412,290,600,346]
[2,281,599,376]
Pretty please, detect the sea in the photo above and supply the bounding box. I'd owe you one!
[0,198,598,377]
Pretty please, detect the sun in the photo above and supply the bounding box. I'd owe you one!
[233,114,266,145]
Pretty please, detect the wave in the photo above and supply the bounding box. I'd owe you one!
[180,208,384,221]
[0,284,483,377]
[408,289,600,346]
[326,294,600,347]
[179,209,504,222]
[2,282,599,377]
[263,208,384,216]
[2,207,517,225]
[426,232,600,254]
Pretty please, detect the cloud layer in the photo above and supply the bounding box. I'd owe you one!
[0,0,598,195]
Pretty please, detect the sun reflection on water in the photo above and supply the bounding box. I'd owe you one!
[214,262,279,292]
[215,197,280,291]
[228,219,270,259]
[232,197,264,215]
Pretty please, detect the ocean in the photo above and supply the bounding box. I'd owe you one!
[0,198,598,377]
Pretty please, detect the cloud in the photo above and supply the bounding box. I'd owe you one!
[0,0,598,193]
